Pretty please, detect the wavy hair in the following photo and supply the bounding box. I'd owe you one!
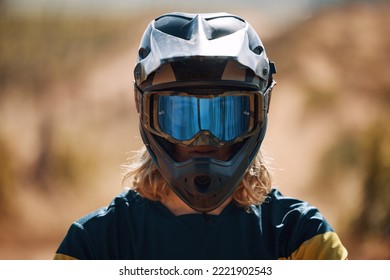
[122,147,273,209]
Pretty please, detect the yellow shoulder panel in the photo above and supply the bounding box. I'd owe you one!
[53,253,78,260]
[279,232,348,260]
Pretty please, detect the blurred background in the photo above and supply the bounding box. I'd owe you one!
[0,0,389,259]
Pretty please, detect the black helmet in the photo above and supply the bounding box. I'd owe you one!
[134,12,276,213]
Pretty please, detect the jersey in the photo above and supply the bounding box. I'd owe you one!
[54,188,348,260]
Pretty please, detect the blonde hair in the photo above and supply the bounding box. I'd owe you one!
[122,147,273,209]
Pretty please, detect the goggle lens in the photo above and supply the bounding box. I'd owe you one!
[156,94,254,142]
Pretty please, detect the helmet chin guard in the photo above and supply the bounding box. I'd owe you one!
[134,12,276,213]
[140,117,268,213]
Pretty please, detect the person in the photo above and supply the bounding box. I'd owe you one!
[54,12,348,260]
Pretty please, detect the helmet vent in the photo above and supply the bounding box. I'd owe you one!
[252,46,264,55]
[154,14,245,41]
[194,175,211,193]
[138,46,150,59]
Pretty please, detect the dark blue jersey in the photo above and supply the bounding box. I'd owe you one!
[54,188,347,260]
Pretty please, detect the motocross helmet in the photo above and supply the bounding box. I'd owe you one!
[134,12,276,213]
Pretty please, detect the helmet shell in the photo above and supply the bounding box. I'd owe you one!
[134,12,273,88]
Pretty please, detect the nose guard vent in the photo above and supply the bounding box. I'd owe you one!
[194,175,212,193]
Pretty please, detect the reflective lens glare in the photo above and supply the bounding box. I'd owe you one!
[156,94,252,142]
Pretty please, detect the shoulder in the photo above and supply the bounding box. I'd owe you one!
[55,189,148,259]
[259,188,332,230]
[264,188,316,210]
[256,188,348,259]
[75,189,147,227]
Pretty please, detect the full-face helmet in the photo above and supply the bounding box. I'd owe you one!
[134,12,276,212]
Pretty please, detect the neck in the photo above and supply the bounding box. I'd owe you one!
[161,192,232,216]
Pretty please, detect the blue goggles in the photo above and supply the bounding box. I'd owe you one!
[142,90,265,145]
